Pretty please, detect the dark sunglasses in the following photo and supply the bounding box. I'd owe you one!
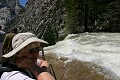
[29,47,43,53]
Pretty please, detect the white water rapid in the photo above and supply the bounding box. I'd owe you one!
[44,33,120,79]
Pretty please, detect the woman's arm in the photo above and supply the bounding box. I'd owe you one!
[29,64,55,80]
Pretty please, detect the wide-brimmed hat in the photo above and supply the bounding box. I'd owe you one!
[2,32,48,58]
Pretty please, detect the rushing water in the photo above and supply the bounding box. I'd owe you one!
[44,33,120,79]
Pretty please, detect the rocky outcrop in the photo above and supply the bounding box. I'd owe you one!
[10,0,66,45]
[45,53,119,80]
[0,0,23,28]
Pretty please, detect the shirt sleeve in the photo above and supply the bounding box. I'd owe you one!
[1,71,35,80]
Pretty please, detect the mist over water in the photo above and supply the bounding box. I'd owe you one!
[45,33,120,79]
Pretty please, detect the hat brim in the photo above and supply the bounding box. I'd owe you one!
[2,37,48,58]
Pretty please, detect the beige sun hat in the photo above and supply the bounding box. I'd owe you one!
[2,32,48,58]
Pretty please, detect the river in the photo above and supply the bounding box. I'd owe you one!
[44,33,120,80]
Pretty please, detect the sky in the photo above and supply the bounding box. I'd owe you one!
[19,0,28,6]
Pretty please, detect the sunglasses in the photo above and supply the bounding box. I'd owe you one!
[29,47,43,53]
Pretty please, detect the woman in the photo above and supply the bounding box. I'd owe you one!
[0,32,55,80]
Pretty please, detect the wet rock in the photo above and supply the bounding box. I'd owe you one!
[45,53,119,80]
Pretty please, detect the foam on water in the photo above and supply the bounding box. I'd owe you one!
[44,33,120,78]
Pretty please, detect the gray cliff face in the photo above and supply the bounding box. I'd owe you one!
[0,0,22,28]
[12,0,66,45]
